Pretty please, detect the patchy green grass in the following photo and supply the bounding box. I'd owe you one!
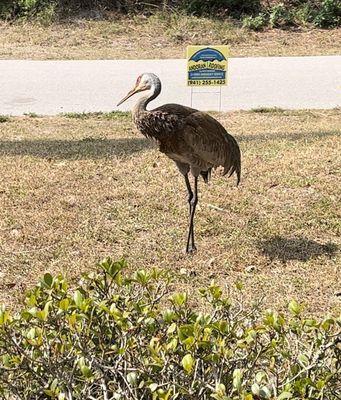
[0,115,10,123]
[23,112,41,118]
[250,107,286,113]
[0,110,340,315]
[0,15,340,59]
[62,111,130,119]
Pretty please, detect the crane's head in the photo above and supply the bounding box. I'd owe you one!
[117,73,161,106]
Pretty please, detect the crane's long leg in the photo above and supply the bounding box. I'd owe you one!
[184,174,195,251]
[184,174,193,214]
[186,176,198,253]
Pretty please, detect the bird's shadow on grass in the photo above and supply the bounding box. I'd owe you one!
[0,137,154,159]
[259,236,338,262]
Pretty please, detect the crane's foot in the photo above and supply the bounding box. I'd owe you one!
[186,244,197,254]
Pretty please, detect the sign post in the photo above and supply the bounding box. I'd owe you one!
[186,45,229,111]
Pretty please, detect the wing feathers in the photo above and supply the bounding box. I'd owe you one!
[184,112,241,184]
[145,105,241,184]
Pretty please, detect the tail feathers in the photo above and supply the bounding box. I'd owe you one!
[201,135,241,186]
[223,157,241,186]
[219,131,241,186]
[228,162,241,186]
[235,162,241,186]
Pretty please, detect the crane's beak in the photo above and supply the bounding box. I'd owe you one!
[117,88,139,106]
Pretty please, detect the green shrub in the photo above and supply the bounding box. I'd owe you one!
[0,258,340,399]
[243,0,340,29]
[0,0,12,19]
[181,0,261,17]
[269,3,294,27]
[0,115,10,123]
[242,13,268,30]
[313,0,341,27]
[1,0,57,22]
[292,2,315,25]
[17,0,48,15]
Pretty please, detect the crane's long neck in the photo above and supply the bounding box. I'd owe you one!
[133,80,161,119]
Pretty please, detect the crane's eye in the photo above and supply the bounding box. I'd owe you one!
[136,76,142,85]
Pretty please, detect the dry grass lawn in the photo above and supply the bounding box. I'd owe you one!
[0,15,340,59]
[0,109,340,315]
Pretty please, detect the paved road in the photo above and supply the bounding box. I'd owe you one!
[0,56,340,115]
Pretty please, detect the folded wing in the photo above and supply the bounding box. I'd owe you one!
[183,112,241,184]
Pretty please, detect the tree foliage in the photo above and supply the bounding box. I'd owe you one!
[0,258,340,399]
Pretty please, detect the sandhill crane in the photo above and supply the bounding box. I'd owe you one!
[117,73,241,253]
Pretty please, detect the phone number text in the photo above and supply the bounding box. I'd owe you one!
[188,79,226,86]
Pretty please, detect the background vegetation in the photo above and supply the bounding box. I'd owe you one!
[0,0,340,28]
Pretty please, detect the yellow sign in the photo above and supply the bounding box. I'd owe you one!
[187,45,229,86]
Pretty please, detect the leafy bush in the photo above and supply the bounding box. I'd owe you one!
[0,115,10,123]
[181,0,261,17]
[292,2,316,25]
[0,258,340,399]
[269,3,294,27]
[313,0,341,27]
[241,0,340,29]
[0,0,56,22]
[0,0,13,19]
[242,13,268,30]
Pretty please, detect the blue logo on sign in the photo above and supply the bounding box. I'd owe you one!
[189,48,226,62]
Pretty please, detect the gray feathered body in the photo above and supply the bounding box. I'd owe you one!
[133,103,241,184]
